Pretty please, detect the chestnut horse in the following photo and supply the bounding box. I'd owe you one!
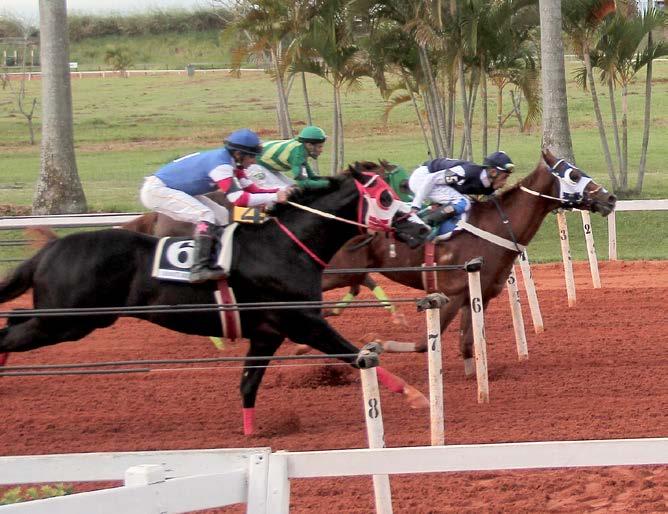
[323,149,617,374]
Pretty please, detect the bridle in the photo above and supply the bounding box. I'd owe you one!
[273,173,409,268]
[519,158,599,209]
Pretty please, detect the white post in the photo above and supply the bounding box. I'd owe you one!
[417,293,448,446]
[466,258,489,403]
[359,352,393,514]
[580,211,601,288]
[265,452,290,514]
[608,210,617,260]
[556,210,577,307]
[517,250,544,333]
[124,464,165,487]
[506,267,529,361]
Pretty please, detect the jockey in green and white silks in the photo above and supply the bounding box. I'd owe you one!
[248,126,329,190]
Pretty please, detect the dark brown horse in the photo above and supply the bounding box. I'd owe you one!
[323,149,617,374]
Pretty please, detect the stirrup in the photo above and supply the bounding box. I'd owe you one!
[189,266,227,283]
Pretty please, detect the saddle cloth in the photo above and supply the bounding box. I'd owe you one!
[151,223,238,282]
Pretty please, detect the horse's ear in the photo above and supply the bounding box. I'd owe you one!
[379,158,389,168]
[542,147,556,166]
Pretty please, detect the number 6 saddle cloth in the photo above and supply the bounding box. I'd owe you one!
[151,223,242,340]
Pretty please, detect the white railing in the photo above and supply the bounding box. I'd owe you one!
[0,438,666,513]
[608,199,668,260]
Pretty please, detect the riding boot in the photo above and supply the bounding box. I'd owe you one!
[190,221,227,283]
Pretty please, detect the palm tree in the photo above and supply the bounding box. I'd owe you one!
[296,0,369,173]
[564,0,617,186]
[33,0,87,214]
[591,9,667,193]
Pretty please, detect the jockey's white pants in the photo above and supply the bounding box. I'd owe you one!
[246,164,295,189]
[140,175,229,226]
[408,165,470,208]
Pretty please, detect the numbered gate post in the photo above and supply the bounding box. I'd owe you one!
[580,211,601,288]
[416,293,449,446]
[507,267,529,361]
[465,257,489,403]
[517,250,544,333]
[357,346,393,514]
[556,210,577,307]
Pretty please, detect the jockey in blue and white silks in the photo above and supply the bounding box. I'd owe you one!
[409,151,515,238]
[140,128,291,282]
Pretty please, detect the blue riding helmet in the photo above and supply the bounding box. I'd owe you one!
[225,129,263,155]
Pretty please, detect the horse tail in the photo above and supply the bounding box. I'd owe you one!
[0,244,50,304]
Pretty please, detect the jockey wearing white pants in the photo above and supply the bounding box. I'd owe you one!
[140,128,290,283]
[409,151,515,238]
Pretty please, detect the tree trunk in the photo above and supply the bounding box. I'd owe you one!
[458,58,472,160]
[481,60,488,159]
[538,0,574,162]
[271,48,292,138]
[607,79,623,178]
[583,51,618,190]
[621,83,628,190]
[418,45,448,156]
[402,70,432,159]
[331,85,339,175]
[636,31,653,193]
[422,90,442,159]
[301,71,319,173]
[34,0,87,214]
[496,85,503,151]
[336,85,344,170]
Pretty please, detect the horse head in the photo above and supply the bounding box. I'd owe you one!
[541,148,617,216]
[346,162,429,248]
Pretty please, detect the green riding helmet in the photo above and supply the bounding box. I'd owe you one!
[297,126,327,144]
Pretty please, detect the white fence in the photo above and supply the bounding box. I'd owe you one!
[0,438,666,513]
[607,199,668,260]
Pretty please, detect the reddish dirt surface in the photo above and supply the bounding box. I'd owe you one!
[1,260,666,512]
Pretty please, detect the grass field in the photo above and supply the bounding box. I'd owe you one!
[1,59,666,267]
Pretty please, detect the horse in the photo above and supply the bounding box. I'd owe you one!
[0,164,431,435]
[121,160,412,325]
[322,149,617,374]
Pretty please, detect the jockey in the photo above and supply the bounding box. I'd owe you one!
[251,125,329,189]
[140,128,290,283]
[409,151,515,239]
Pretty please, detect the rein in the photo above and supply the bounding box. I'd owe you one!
[285,201,371,229]
[273,218,328,268]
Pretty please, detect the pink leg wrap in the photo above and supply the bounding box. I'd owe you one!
[0,353,8,367]
[375,366,406,394]
[243,408,255,435]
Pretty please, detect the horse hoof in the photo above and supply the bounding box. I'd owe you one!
[294,344,311,356]
[391,312,408,327]
[464,358,475,377]
[404,385,429,409]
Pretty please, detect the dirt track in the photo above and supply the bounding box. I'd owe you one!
[1,260,666,512]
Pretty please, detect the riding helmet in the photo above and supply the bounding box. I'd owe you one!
[225,128,263,155]
[484,151,515,173]
[297,126,327,144]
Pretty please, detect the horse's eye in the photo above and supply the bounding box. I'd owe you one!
[566,168,581,184]
[379,190,393,208]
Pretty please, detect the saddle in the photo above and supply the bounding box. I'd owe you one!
[151,224,242,340]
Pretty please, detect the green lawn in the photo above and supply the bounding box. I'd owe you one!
[1,60,666,268]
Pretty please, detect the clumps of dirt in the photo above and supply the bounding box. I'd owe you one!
[275,365,357,389]
[0,204,31,216]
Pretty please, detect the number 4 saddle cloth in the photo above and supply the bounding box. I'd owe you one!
[151,223,242,340]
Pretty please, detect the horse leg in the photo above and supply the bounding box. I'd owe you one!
[324,282,361,317]
[0,316,102,353]
[282,311,428,409]
[459,305,476,377]
[363,275,407,327]
[240,331,284,435]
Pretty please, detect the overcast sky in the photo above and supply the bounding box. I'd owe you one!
[1,0,213,24]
